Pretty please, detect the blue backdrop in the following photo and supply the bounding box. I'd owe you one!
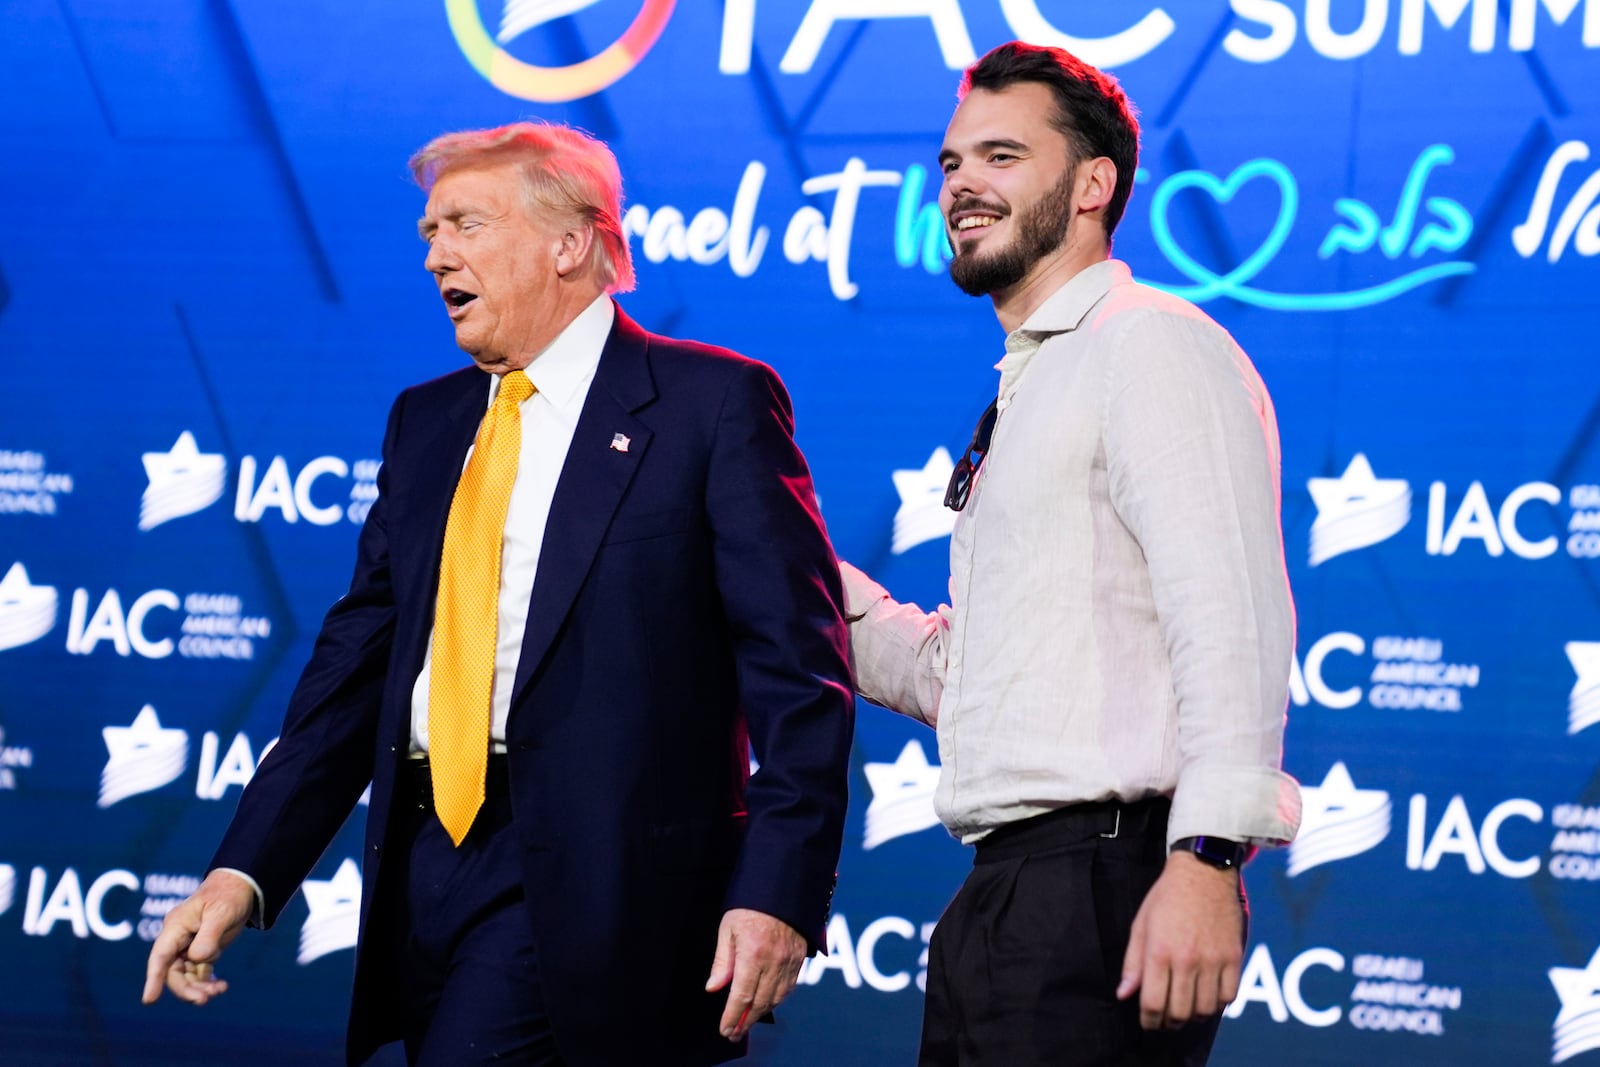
[2,1,1598,1064]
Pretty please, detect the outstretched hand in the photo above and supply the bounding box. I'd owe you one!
[141,869,257,1006]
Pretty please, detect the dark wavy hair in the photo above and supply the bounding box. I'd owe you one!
[961,42,1141,239]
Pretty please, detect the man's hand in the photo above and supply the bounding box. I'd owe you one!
[1115,852,1244,1029]
[141,870,256,1006]
[704,908,809,1041]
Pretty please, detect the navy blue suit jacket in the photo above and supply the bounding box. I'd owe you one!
[210,307,855,1066]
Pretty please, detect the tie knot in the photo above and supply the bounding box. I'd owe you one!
[497,369,534,407]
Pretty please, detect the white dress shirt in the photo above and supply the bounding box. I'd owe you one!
[843,260,1301,848]
[220,296,614,917]
[408,294,614,752]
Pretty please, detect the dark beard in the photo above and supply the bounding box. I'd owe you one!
[948,169,1076,296]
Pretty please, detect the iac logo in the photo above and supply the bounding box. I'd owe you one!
[446,0,674,102]
[140,432,379,529]
[0,562,58,652]
[456,0,1600,106]
[1287,763,1392,877]
[0,723,37,791]
[0,449,75,516]
[1227,946,1463,1037]
[68,587,184,660]
[298,858,361,965]
[1283,762,1545,880]
[721,0,1599,78]
[448,1,1183,103]
[99,706,189,808]
[1550,804,1600,882]
[97,705,280,807]
[1307,455,1411,566]
[1291,632,1481,713]
[64,587,273,661]
[1568,642,1600,736]
[890,449,957,556]
[18,866,141,941]
[799,911,937,994]
[1308,455,1586,564]
[1551,945,1600,1064]
[140,432,226,530]
[14,867,204,943]
[862,740,942,849]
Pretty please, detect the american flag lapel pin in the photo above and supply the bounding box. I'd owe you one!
[610,433,631,453]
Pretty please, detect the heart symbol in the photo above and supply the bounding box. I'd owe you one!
[1148,159,1300,298]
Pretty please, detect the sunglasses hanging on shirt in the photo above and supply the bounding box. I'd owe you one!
[944,398,1000,512]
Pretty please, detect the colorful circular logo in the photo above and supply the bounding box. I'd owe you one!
[445,0,676,103]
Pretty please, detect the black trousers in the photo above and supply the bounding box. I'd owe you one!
[387,757,567,1067]
[920,798,1235,1067]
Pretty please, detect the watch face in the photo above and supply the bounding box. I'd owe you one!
[1180,836,1245,869]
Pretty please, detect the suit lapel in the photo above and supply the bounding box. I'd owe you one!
[510,307,657,706]
[403,373,486,607]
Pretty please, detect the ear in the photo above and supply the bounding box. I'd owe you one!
[553,223,597,280]
[1076,157,1117,218]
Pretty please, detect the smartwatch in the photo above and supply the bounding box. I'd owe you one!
[1171,836,1251,870]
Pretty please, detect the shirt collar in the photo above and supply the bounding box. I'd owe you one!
[995,260,1130,395]
[487,294,614,414]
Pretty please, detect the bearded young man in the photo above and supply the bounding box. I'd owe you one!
[842,42,1301,1067]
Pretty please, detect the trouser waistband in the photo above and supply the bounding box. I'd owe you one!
[399,754,511,816]
[973,796,1171,864]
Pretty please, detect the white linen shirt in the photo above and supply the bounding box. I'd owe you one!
[409,294,613,752]
[843,260,1301,847]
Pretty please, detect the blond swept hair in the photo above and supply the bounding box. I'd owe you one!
[410,122,635,293]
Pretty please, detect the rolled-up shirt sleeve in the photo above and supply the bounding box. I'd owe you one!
[1102,309,1301,847]
[839,561,950,726]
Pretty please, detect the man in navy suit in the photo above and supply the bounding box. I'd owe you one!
[142,122,855,1067]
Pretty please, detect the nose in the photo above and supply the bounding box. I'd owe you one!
[424,234,458,275]
[941,161,983,210]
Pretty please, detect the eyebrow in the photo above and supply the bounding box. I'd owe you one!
[417,207,465,241]
[938,138,1031,165]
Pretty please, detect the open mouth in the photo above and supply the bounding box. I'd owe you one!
[443,288,478,313]
[955,214,1001,233]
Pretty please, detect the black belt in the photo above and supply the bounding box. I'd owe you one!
[974,796,1170,864]
[400,754,511,816]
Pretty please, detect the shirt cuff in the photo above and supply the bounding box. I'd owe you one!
[1167,764,1302,849]
[211,867,266,928]
[835,562,945,725]
[839,560,888,622]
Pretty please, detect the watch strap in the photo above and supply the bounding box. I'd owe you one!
[1171,835,1250,870]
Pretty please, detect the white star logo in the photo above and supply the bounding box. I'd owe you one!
[891,448,957,556]
[498,0,602,44]
[139,431,226,531]
[1551,945,1600,1063]
[1566,642,1600,736]
[0,562,58,652]
[1306,454,1411,566]
[1286,762,1391,877]
[862,740,943,849]
[99,705,189,808]
[298,858,362,965]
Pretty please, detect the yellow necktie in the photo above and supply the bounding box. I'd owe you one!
[429,369,535,845]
